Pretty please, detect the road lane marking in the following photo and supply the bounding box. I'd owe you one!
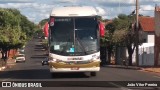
[109,82,132,90]
[1,76,15,81]
[2,78,12,81]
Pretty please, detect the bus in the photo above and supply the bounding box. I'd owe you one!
[42,6,105,77]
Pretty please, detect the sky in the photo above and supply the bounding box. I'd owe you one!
[0,0,160,24]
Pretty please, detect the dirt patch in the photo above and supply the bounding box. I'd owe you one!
[0,60,6,67]
[142,67,160,74]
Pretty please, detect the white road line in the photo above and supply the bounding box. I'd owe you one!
[1,76,15,81]
[2,78,11,81]
[109,82,132,90]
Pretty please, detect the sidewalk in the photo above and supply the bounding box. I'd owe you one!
[0,58,16,71]
[104,65,160,74]
[141,67,160,73]
[104,65,141,70]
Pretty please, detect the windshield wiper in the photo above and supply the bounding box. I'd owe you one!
[76,36,87,55]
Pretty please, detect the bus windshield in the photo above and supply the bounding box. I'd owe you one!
[50,16,99,56]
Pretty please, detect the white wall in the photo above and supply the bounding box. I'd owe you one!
[147,35,155,43]
[132,43,154,66]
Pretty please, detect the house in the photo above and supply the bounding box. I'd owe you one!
[133,6,160,66]
[132,16,155,66]
[139,16,155,43]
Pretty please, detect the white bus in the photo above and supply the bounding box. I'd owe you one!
[42,6,104,77]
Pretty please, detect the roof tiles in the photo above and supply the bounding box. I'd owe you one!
[139,16,155,32]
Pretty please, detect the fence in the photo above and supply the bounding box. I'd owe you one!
[133,43,154,66]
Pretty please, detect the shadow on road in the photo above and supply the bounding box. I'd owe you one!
[35,44,43,47]
[34,47,44,50]
[34,44,45,50]
[0,69,89,79]
[30,54,47,59]
[34,49,46,51]
[51,72,89,79]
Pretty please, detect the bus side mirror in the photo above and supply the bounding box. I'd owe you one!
[99,22,105,37]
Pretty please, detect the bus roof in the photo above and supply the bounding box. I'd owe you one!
[50,6,97,17]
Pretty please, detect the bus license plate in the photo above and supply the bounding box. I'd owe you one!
[71,67,79,70]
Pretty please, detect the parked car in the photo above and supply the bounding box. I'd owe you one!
[15,54,25,63]
[18,47,25,54]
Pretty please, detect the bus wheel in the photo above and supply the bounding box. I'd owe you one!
[51,73,55,78]
[90,72,96,76]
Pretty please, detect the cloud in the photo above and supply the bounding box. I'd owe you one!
[95,7,106,16]
[25,12,49,24]
[88,0,135,7]
[1,0,160,23]
[140,5,155,11]
[140,0,160,5]
[0,2,53,23]
[58,0,77,3]
[0,0,32,3]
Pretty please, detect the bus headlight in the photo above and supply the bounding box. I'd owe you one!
[89,60,94,63]
[56,59,62,63]
[92,56,100,60]
[49,56,54,60]
[49,58,62,63]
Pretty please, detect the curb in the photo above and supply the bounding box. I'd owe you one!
[0,66,6,71]
[0,59,16,71]
[7,59,16,64]
[0,63,16,71]
[103,65,142,70]
[7,62,16,64]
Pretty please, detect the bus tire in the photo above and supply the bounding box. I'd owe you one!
[90,72,96,76]
[51,73,55,78]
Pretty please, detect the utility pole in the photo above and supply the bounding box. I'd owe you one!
[136,0,139,66]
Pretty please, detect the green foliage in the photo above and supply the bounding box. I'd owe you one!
[0,8,36,52]
[105,23,115,33]
[37,18,49,37]
[39,18,49,28]
[101,22,115,47]
[113,15,130,31]
[0,7,38,60]
[20,15,37,38]
[97,16,103,21]
[35,29,43,36]
[103,14,137,46]
[112,29,128,45]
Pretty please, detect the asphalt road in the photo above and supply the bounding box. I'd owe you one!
[0,38,160,90]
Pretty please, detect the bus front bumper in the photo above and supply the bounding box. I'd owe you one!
[49,61,100,72]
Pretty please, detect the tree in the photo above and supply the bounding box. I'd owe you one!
[102,22,115,64]
[113,14,136,66]
[104,14,144,66]
[0,8,27,60]
[35,18,49,37]
[20,15,37,39]
[104,14,130,64]
[39,18,49,28]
